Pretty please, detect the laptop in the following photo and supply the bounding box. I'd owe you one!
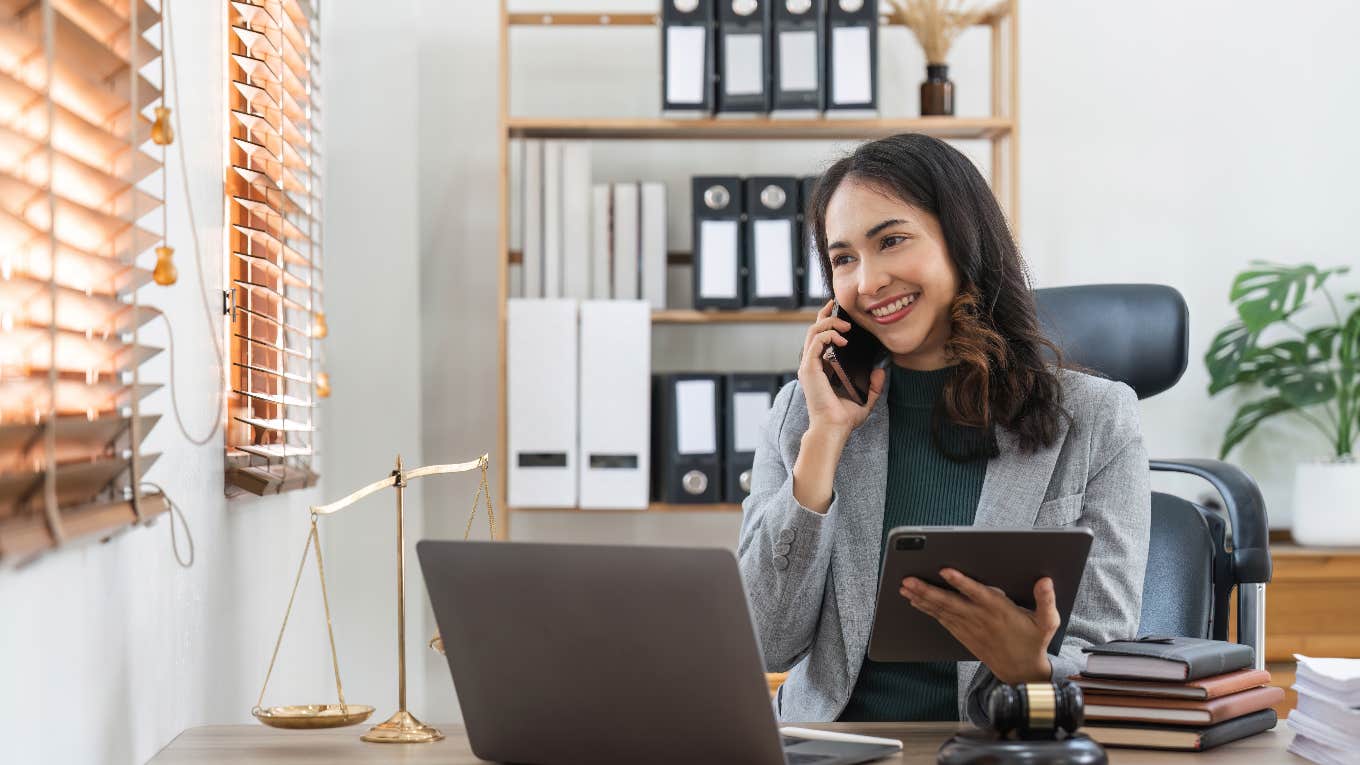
[417,540,902,765]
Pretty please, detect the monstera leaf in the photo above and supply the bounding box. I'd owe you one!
[1229,262,1348,332]
[1205,321,1257,395]
[1306,326,1340,362]
[1219,397,1292,460]
[1344,299,1360,366]
[1262,367,1337,409]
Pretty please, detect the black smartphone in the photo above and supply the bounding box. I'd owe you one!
[820,304,887,405]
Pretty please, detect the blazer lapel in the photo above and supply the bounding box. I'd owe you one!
[974,418,1070,528]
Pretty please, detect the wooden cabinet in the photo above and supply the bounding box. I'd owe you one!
[1235,542,1360,716]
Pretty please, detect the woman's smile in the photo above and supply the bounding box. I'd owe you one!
[866,292,920,325]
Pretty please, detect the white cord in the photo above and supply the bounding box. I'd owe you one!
[142,481,195,568]
[158,0,225,446]
[150,309,224,445]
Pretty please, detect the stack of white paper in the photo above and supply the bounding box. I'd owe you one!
[1286,654,1360,765]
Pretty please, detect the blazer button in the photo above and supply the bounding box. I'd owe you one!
[778,529,795,543]
[773,555,790,571]
[773,542,791,555]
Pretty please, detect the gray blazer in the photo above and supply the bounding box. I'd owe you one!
[737,368,1150,724]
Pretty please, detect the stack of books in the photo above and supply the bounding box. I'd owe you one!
[1070,637,1281,751]
[1286,654,1360,765]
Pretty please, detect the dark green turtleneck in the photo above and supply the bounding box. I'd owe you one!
[838,364,988,722]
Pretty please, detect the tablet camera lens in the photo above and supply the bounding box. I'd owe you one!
[896,536,926,551]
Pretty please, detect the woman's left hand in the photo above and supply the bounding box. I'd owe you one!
[900,569,1059,685]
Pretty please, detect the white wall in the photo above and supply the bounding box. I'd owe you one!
[319,0,428,731]
[414,0,1360,721]
[0,3,333,764]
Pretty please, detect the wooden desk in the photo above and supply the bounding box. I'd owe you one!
[148,722,1296,764]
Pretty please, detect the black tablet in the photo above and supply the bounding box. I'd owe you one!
[866,527,1095,663]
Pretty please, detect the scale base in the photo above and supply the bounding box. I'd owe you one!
[360,710,443,744]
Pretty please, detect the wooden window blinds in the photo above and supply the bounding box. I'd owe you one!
[0,0,168,564]
[225,0,323,496]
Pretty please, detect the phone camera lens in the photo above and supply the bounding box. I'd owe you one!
[896,536,926,551]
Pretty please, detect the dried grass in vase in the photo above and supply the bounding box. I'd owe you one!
[887,0,1000,64]
[885,0,1003,115]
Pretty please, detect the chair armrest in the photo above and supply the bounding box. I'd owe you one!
[1151,459,1272,669]
[1149,459,1272,584]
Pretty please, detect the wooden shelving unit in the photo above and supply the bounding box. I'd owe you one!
[497,2,1019,535]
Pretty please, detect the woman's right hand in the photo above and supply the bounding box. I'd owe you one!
[792,301,886,513]
[797,300,886,442]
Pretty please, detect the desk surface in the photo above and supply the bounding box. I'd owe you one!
[148,721,1296,764]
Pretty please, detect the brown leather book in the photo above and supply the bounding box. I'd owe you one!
[1083,685,1284,725]
[1068,668,1272,700]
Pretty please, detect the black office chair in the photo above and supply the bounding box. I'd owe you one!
[1034,284,1273,668]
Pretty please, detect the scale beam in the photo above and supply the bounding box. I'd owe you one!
[310,455,489,516]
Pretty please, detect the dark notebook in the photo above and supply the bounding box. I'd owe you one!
[1081,637,1254,681]
[1081,708,1277,751]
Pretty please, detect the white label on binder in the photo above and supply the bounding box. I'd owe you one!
[806,239,829,298]
[733,391,772,452]
[675,379,717,455]
[753,219,794,298]
[666,26,707,104]
[698,220,739,299]
[831,26,871,104]
[724,34,764,96]
[778,30,818,92]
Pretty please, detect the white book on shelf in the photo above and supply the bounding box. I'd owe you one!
[590,184,612,299]
[611,182,640,300]
[561,142,593,300]
[639,181,667,310]
[521,139,543,298]
[542,140,563,298]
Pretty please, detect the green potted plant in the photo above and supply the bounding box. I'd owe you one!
[1206,262,1359,545]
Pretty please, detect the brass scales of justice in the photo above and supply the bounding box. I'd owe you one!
[250,453,496,743]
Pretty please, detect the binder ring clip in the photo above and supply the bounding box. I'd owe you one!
[760,184,787,210]
[682,470,709,496]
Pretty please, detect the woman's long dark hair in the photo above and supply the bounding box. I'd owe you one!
[810,133,1068,459]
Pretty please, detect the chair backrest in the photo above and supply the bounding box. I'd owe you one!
[1034,284,1188,400]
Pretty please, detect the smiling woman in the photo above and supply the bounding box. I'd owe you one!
[735,133,1152,725]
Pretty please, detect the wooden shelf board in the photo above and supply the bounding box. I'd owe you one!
[506,116,1012,141]
[507,10,1010,28]
[508,12,657,26]
[511,249,691,265]
[653,309,816,324]
[510,502,742,514]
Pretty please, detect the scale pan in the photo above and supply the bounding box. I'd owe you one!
[253,704,376,729]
